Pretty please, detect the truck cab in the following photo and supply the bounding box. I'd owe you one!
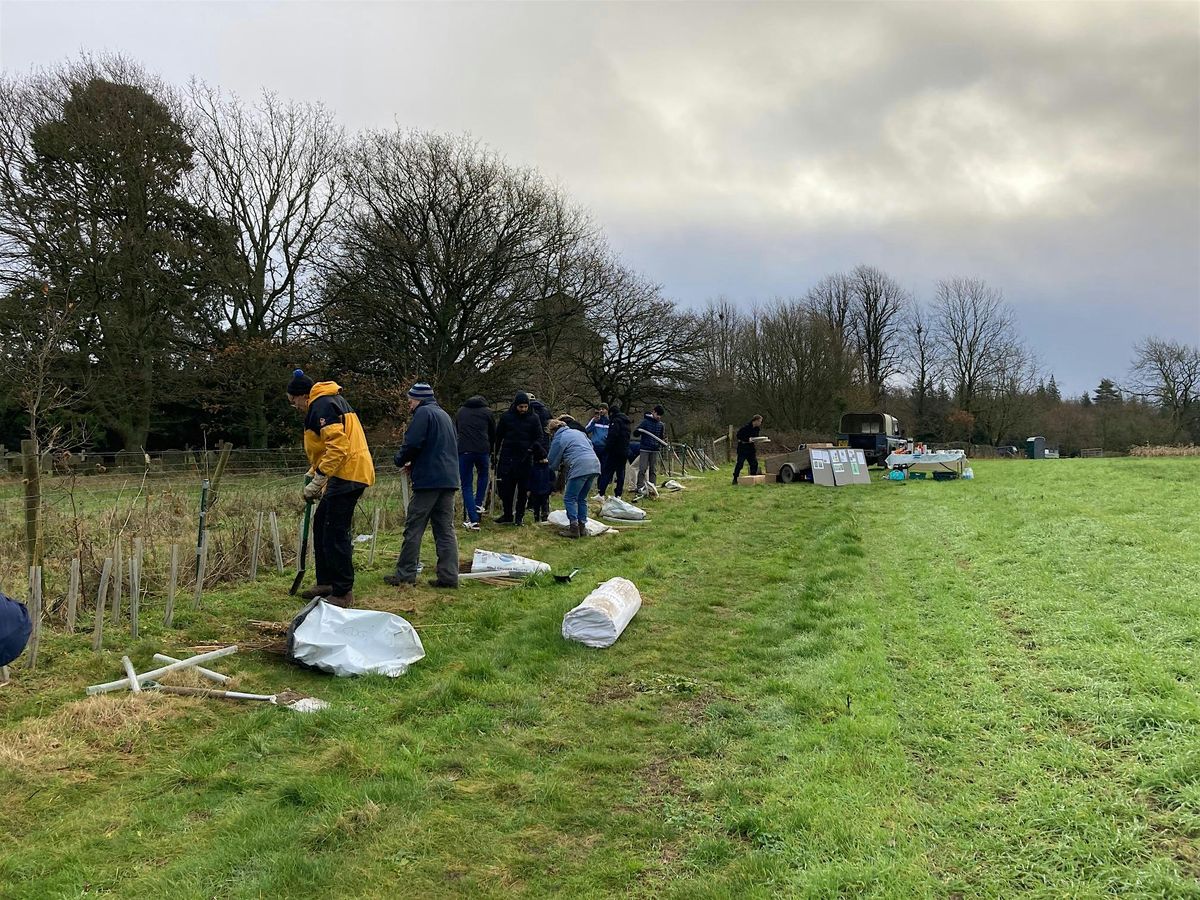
[838,412,906,466]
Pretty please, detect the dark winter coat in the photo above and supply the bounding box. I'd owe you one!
[606,412,632,459]
[635,414,666,451]
[736,421,761,444]
[395,399,460,490]
[528,398,551,430]
[0,592,32,667]
[494,403,547,476]
[529,460,554,496]
[455,396,495,455]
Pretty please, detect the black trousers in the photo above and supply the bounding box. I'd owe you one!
[732,444,759,482]
[598,451,627,497]
[497,458,532,522]
[529,492,551,522]
[313,485,365,595]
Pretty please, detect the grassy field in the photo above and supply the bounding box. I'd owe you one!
[2,458,1198,898]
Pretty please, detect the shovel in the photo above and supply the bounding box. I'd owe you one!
[554,568,581,583]
[290,476,314,596]
[151,684,329,712]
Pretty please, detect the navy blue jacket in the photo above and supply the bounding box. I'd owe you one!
[456,396,495,455]
[395,400,460,490]
[0,592,32,667]
[605,412,631,458]
[635,414,666,451]
[529,460,554,496]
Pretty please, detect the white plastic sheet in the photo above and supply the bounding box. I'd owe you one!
[546,509,614,536]
[289,600,425,677]
[472,548,550,575]
[600,496,647,520]
[662,480,685,492]
[562,577,642,648]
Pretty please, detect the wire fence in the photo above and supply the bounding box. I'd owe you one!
[0,446,412,631]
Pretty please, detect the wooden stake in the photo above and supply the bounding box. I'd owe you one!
[269,511,284,572]
[192,535,208,610]
[121,656,142,693]
[66,557,80,632]
[111,539,123,621]
[368,507,380,566]
[26,566,41,671]
[91,557,113,652]
[130,538,142,639]
[164,544,179,627]
[249,511,263,580]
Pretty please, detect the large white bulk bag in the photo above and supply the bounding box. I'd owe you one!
[287,599,425,677]
[546,510,614,536]
[562,577,642,648]
[472,548,550,575]
[601,496,647,520]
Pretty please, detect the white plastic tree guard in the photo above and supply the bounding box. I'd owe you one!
[562,578,642,648]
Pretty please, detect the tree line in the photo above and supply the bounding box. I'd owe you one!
[0,55,1195,458]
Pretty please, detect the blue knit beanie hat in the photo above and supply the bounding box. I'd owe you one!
[287,368,314,397]
[408,382,435,401]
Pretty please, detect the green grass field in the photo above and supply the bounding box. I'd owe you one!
[2,458,1199,898]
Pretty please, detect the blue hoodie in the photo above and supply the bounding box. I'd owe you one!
[635,414,665,451]
[548,426,601,480]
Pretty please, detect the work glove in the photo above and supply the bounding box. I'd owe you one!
[303,473,328,502]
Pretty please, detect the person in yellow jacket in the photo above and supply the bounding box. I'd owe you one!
[287,369,375,607]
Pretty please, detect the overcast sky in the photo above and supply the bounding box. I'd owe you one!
[1,0,1197,396]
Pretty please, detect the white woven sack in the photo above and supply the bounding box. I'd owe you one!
[472,548,550,575]
[546,509,613,535]
[600,496,647,520]
[562,577,642,648]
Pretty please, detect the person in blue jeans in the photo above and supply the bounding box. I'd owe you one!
[455,395,495,531]
[546,418,601,539]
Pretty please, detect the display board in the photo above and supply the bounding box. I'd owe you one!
[809,448,871,487]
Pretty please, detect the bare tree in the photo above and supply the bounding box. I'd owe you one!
[1128,337,1200,440]
[188,85,346,445]
[932,277,1016,413]
[324,131,561,399]
[848,265,908,405]
[904,302,943,435]
[570,268,706,412]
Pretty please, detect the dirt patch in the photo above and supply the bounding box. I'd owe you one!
[586,682,636,704]
[637,757,689,799]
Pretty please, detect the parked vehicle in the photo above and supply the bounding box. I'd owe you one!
[838,413,906,466]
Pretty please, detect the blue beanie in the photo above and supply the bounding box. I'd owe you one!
[287,368,314,397]
[408,382,435,401]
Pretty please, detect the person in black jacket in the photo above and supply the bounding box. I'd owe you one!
[732,415,764,484]
[527,394,551,430]
[492,391,547,525]
[598,403,631,498]
[455,395,495,531]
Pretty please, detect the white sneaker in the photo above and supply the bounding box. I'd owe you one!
[476,506,486,515]
[462,521,480,531]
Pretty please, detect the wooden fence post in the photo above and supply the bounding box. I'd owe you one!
[368,507,380,566]
[249,511,263,580]
[91,558,113,652]
[130,537,142,639]
[164,544,179,627]
[269,511,284,573]
[111,539,123,621]
[26,565,41,671]
[66,557,80,632]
